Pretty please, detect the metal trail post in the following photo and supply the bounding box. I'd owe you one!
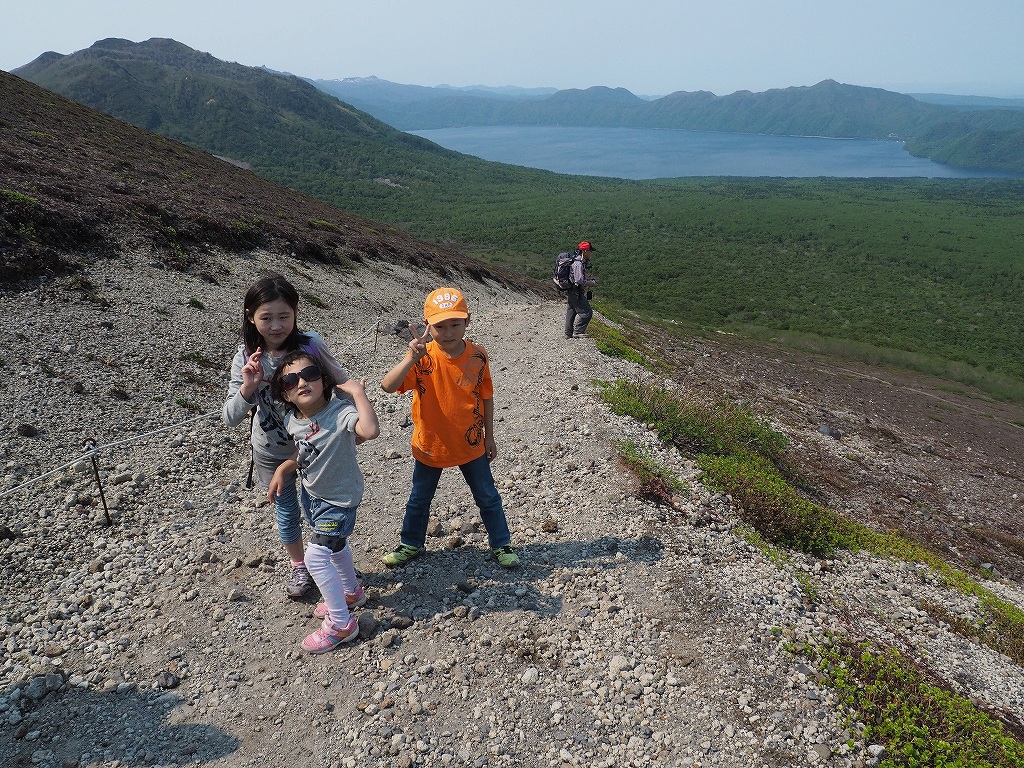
[82,439,112,526]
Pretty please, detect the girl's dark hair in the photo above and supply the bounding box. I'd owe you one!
[271,350,337,412]
[241,274,305,354]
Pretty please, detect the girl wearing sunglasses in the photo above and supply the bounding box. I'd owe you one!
[223,274,350,601]
[269,351,379,653]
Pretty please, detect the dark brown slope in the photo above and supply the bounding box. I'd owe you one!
[0,70,530,290]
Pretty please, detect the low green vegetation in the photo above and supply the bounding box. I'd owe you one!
[308,218,341,232]
[813,639,1024,767]
[733,523,788,569]
[1,189,39,206]
[178,351,218,369]
[699,451,849,556]
[920,598,1024,668]
[614,438,688,493]
[300,290,330,309]
[597,379,788,466]
[587,309,669,370]
[599,376,1024,680]
[589,320,651,368]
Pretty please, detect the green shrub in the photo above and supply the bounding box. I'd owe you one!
[813,638,1024,767]
[174,397,201,411]
[598,379,788,465]
[300,290,329,309]
[734,523,788,568]
[1,189,39,206]
[178,351,218,369]
[698,451,843,555]
[588,316,664,370]
[308,218,340,232]
[615,439,687,505]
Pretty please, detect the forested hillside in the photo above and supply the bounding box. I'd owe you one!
[13,38,481,208]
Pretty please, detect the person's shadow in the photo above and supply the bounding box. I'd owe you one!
[364,533,665,625]
[1,685,239,766]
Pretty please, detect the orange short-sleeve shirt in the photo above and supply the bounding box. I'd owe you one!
[399,340,493,468]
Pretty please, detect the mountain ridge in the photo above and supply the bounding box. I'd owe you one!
[16,38,1024,174]
[311,74,1024,173]
[0,68,527,292]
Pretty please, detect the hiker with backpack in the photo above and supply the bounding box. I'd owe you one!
[553,241,598,338]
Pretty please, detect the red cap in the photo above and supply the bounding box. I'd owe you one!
[578,241,592,251]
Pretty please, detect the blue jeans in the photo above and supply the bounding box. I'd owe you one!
[255,453,301,545]
[301,486,357,541]
[401,454,511,550]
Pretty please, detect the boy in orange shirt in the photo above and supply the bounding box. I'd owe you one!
[380,287,520,568]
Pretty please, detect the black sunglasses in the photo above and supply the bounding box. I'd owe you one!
[280,365,323,391]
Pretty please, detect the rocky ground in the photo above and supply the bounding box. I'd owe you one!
[2,249,1024,768]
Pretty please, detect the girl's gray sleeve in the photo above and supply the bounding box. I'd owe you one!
[222,346,254,427]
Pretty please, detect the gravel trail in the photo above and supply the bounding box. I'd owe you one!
[2,250,1022,768]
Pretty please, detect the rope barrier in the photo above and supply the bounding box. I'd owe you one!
[1,315,387,501]
[0,409,221,500]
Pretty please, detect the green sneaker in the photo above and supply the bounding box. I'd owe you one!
[492,545,521,569]
[383,543,422,567]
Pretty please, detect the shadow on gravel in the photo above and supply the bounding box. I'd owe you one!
[0,686,238,767]
[368,534,664,622]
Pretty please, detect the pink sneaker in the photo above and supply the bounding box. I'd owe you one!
[313,586,367,619]
[301,617,358,654]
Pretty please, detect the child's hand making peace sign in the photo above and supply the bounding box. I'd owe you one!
[406,323,429,362]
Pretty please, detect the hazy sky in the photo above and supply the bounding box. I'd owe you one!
[4,1,1023,97]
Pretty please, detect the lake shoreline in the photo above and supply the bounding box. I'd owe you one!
[411,125,1023,180]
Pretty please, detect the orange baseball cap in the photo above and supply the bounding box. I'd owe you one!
[424,287,470,323]
[578,241,595,251]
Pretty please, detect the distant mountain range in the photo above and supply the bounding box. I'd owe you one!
[312,77,1024,174]
[13,38,1024,175]
[909,93,1024,110]
[313,76,938,136]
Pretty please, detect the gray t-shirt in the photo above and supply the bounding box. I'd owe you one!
[222,331,349,462]
[283,395,363,508]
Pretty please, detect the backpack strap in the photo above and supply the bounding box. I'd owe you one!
[245,408,256,489]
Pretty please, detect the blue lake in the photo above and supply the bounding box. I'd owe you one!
[411,125,1020,179]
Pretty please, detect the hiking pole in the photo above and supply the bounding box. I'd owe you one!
[82,438,113,527]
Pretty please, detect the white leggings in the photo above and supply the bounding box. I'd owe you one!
[304,541,359,627]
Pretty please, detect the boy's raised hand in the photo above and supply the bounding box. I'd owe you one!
[407,323,429,361]
[381,326,428,393]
